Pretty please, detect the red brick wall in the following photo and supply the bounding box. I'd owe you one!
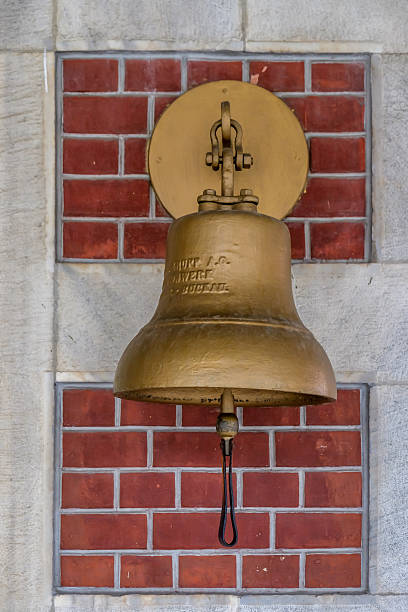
[58,53,370,262]
[56,385,367,592]
[56,52,369,594]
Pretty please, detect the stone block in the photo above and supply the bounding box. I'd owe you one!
[369,385,408,593]
[0,52,55,609]
[372,54,408,261]
[293,263,408,384]
[56,263,163,376]
[246,0,408,53]
[53,593,408,611]
[0,1,53,50]
[56,0,243,50]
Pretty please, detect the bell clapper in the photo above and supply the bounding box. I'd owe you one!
[216,389,239,547]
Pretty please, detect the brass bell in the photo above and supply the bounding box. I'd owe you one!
[114,201,336,406]
[114,83,336,547]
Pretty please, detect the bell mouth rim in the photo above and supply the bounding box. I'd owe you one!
[114,386,336,407]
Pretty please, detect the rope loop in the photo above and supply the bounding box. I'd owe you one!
[218,438,238,547]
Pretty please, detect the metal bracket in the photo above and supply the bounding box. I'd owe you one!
[199,101,257,207]
[148,80,309,220]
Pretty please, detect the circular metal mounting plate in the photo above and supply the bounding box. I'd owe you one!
[148,80,308,220]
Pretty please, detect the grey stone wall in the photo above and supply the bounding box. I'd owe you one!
[1,1,408,611]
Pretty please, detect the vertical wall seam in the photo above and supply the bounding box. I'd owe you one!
[298,470,305,508]
[114,553,120,588]
[299,551,306,588]
[241,0,248,52]
[365,54,373,262]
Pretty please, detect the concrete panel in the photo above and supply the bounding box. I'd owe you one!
[369,385,408,594]
[0,1,53,50]
[372,54,408,262]
[246,0,408,53]
[0,53,55,610]
[56,262,408,385]
[56,0,243,50]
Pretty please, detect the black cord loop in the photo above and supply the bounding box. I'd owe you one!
[218,438,238,547]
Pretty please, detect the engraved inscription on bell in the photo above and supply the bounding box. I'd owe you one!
[165,254,230,295]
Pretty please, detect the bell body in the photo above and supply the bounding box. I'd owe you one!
[114,208,336,406]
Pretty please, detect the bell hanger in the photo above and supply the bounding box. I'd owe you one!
[148,79,308,220]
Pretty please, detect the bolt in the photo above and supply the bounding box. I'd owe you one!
[203,189,216,195]
[243,153,253,169]
[205,152,213,166]
[240,188,253,196]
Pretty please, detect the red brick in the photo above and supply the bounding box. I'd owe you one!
[305,472,362,508]
[64,179,149,217]
[231,434,270,468]
[305,553,361,588]
[307,389,361,425]
[292,178,366,217]
[243,405,300,427]
[181,472,237,508]
[242,555,299,588]
[63,139,118,175]
[153,432,269,467]
[286,222,305,259]
[62,473,114,509]
[121,400,176,426]
[63,221,118,259]
[121,555,173,588]
[120,473,175,508]
[310,222,365,260]
[276,513,361,548]
[60,555,114,587]
[283,96,365,132]
[155,197,172,218]
[250,61,304,92]
[188,60,242,87]
[154,95,178,122]
[64,97,147,134]
[124,222,170,259]
[61,514,147,549]
[63,389,115,427]
[243,472,299,507]
[154,513,269,549]
[312,63,365,92]
[310,138,365,173]
[124,138,147,174]
[63,59,118,92]
[275,431,361,467]
[63,432,147,468]
[125,59,181,92]
[182,404,220,427]
[179,555,236,588]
